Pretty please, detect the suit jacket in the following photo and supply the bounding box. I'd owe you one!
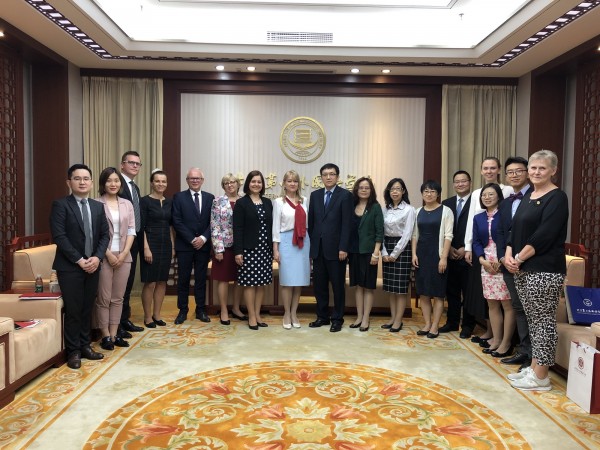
[118,174,141,231]
[357,203,384,254]
[308,186,353,260]
[233,195,273,254]
[442,195,471,250]
[172,189,215,252]
[50,195,110,271]
[472,210,501,260]
[96,195,136,262]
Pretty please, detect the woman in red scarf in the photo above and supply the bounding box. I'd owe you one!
[272,170,310,329]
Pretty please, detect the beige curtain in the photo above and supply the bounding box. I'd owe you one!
[441,85,517,195]
[82,77,163,197]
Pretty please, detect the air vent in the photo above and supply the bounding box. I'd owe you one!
[267,32,333,44]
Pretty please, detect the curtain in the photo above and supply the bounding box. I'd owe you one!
[441,85,517,195]
[82,77,163,197]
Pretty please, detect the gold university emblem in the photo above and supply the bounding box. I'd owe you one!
[280,117,326,164]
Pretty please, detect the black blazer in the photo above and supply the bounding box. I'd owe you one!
[442,195,471,250]
[50,195,110,271]
[307,187,353,260]
[233,195,273,255]
[118,175,141,231]
[172,190,215,252]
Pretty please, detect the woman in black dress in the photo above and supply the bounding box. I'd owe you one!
[233,170,273,330]
[411,180,453,338]
[140,170,175,328]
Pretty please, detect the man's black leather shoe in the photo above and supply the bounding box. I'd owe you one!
[67,351,81,369]
[175,311,187,325]
[309,319,330,328]
[121,320,144,332]
[501,352,530,365]
[196,311,211,323]
[459,328,473,339]
[438,323,459,333]
[80,346,104,360]
[116,327,132,339]
[330,322,342,332]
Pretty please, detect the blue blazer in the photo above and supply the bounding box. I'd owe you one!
[472,211,501,260]
[307,186,353,260]
[172,190,215,253]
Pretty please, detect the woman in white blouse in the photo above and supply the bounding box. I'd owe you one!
[272,170,310,329]
[381,178,415,332]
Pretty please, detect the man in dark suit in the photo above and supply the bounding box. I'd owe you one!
[497,156,532,371]
[118,150,144,336]
[50,164,110,369]
[441,170,476,338]
[172,168,215,324]
[307,163,353,332]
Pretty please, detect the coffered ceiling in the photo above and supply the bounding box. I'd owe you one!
[1,0,600,76]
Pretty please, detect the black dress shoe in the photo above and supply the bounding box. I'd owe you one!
[114,337,130,347]
[416,330,430,336]
[257,322,268,327]
[381,323,393,329]
[249,324,259,330]
[67,351,81,369]
[330,322,342,332]
[438,323,459,333]
[491,349,513,358]
[153,316,167,326]
[427,332,439,339]
[174,311,187,325]
[145,321,157,328]
[116,327,132,339]
[100,336,114,351]
[231,312,248,321]
[220,319,231,325]
[459,328,473,339]
[482,347,498,354]
[81,346,104,360]
[121,320,144,332]
[349,323,361,329]
[389,323,403,333]
[500,352,530,365]
[309,319,331,328]
[196,311,211,323]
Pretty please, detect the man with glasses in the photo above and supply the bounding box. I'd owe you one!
[497,156,532,372]
[50,164,109,369]
[307,163,353,332]
[172,168,215,324]
[118,151,145,336]
[441,171,476,338]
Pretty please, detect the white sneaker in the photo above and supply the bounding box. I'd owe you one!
[507,366,532,381]
[510,371,551,391]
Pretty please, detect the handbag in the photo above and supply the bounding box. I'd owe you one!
[565,286,600,325]
[566,341,600,413]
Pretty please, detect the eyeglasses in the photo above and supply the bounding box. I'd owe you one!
[187,177,204,182]
[422,190,438,195]
[481,193,497,198]
[71,177,91,182]
[506,169,526,176]
[320,172,338,178]
[389,187,403,192]
[123,161,142,167]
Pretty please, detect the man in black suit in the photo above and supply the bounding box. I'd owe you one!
[172,168,215,324]
[118,150,144,336]
[50,164,110,369]
[441,170,476,338]
[307,163,353,332]
[497,156,532,371]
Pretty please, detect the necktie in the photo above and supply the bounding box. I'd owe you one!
[80,198,93,257]
[324,190,332,209]
[456,197,464,219]
[130,181,141,232]
[509,191,523,202]
[194,192,200,212]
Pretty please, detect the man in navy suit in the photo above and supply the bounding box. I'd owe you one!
[172,168,215,324]
[307,163,353,332]
[441,170,476,338]
[497,156,532,371]
[50,164,110,369]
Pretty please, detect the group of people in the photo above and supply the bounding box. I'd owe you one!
[51,152,568,392]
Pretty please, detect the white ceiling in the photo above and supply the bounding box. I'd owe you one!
[1,0,600,77]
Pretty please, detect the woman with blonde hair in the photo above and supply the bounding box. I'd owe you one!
[272,170,310,329]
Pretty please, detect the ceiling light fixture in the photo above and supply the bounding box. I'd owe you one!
[382,69,391,74]
[0,31,4,38]
[216,65,225,71]
[351,68,360,74]
[247,66,256,71]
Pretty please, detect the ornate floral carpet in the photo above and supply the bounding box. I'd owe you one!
[1,298,599,449]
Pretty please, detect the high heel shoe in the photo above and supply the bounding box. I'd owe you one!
[381,323,393,329]
[292,322,301,328]
[220,319,231,325]
[482,347,499,354]
[152,316,166,326]
[359,325,370,332]
[427,332,439,339]
[416,330,430,336]
[145,321,157,329]
[232,312,248,321]
[248,324,259,330]
[479,340,491,348]
[258,322,268,327]
[283,322,292,330]
[491,348,514,358]
[472,336,491,344]
[349,323,361,329]
[389,323,403,333]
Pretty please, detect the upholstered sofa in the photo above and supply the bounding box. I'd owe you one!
[0,294,64,408]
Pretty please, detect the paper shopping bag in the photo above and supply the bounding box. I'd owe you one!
[566,341,600,413]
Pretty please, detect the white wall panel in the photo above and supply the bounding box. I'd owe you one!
[181,94,426,204]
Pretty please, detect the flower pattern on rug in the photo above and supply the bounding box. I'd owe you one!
[84,360,530,449]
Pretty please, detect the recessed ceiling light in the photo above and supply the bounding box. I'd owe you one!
[216,65,225,71]
[381,69,391,74]
[0,31,4,38]
[247,66,256,71]
[351,68,360,74]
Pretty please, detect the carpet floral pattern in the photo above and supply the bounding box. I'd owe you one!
[85,360,528,449]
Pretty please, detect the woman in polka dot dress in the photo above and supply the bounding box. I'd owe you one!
[233,170,273,330]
